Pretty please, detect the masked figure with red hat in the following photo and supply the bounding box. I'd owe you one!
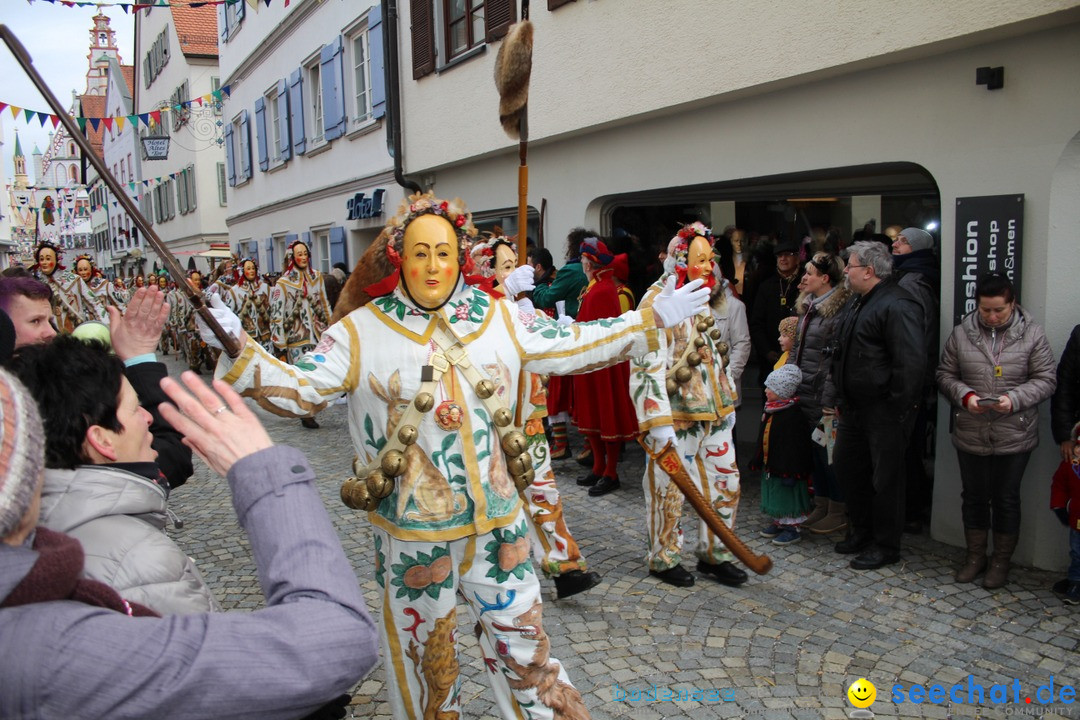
[223,258,273,354]
[30,242,103,333]
[270,239,331,365]
[571,237,639,497]
[631,222,746,589]
[196,192,708,720]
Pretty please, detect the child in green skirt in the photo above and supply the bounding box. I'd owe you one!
[753,364,815,545]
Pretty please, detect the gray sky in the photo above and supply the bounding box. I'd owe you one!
[1,2,135,184]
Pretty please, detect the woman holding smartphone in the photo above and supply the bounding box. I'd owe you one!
[937,273,1056,588]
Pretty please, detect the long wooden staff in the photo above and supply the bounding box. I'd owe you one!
[638,437,773,575]
[0,24,242,357]
[493,8,532,265]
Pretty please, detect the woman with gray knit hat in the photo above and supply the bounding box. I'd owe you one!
[752,363,815,546]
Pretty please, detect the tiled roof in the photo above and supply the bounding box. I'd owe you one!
[79,94,107,159]
[121,65,135,96]
[171,1,219,58]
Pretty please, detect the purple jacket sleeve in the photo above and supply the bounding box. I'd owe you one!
[1,446,378,720]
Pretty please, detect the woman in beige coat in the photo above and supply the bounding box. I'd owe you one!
[937,274,1056,589]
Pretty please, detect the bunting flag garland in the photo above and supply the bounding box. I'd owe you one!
[0,87,230,132]
[26,0,278,12]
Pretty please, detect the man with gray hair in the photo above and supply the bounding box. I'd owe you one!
[830,241,925,570]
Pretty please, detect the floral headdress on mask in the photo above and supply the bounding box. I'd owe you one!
[668,222,717,289]
[469,231,516,279]
[31,241,64,274]
[73,253,104,280]
[384,193,476,269]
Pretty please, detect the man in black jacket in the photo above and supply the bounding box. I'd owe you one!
[749,240,802,384]
[1052,324,1080,462]
[831,241,926,570]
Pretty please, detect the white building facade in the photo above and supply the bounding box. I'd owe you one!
[391,0,1080,570]
[216,0,402,276]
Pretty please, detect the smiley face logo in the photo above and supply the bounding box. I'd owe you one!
[847,678,876,708]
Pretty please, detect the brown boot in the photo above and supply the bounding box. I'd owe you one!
[983,532,1018,589]
[954,528,988,583]
[803,496,829,527]
[807,501,848,535]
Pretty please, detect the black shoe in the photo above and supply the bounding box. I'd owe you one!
[588,475,620,496]
[850,547,901,570]
[553,570,602,599]
[650,565,695,587]
[576,472,601,487]
[1052,578,1072,595]
[301,417,320,429]
[575,449,594,467]
[835,533,873,555]
[697,560,748,587]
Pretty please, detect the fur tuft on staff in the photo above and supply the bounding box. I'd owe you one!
[330,231,394,323]
[494,20,533,139]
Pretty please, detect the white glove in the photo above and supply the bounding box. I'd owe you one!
[557,314,574,326]
[647,425,677,451]
[501,265,536,297]
[652,276,708,328]
[194,293,242,350]
[515,296,536,316]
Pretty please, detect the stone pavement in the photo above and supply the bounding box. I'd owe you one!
[159,353,1079,719]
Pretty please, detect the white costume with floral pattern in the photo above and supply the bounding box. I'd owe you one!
[216,277,663,720]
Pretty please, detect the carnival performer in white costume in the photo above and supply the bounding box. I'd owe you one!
[198,193,707,720]
[631,222,746,589]
[223,258,273,354]
[468,235,601,599]
[31,242,103,333]
[270,239,331,364]
[74,255,124,316]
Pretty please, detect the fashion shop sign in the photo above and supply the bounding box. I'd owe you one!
[953,194,1024,324]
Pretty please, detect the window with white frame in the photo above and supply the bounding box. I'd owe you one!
[231,112,252,182]
[217,162,227,206]
[268,88,283,164]
[306,59,324,145]
[350,25,372,125]
[313,229,331,273]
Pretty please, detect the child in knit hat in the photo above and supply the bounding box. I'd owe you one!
[0,367,46,544]
[775,315,799,370]
[752,364,815,545]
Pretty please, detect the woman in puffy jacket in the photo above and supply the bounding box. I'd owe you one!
[937,273,1056,589]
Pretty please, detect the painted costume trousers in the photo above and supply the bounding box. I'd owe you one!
[642,415,740,571]
[373,508,590,720]
[522,417,586,577]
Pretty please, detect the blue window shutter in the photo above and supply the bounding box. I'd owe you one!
[254,97,269,171]
[236,0,245,22]
[369,6,386,120]
[265,237,275,271]
[320,36,346,141]
[329,226,346,266]
[218,2,228,42]
[289,69,306,155]
[239,110,252,180]
[276,78,292,161]
[223,123,235,186]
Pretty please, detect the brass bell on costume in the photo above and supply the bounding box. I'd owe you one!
[666,378,679,396]
[381,449,406,478]
[501,430,528,457]
[675,366,694,384]
[513,467,535,492]
[693,336,706,348]
[475,379,496,399]
[709,328,722,341]
[366,470,394,499]
[695,320,708,333]
[341,477,376,511]
[492,408,513,427]
[705,316,715,327]
[507,452,533,477]
[686,351,702,367]
[398,425,418,446]
[414,392,435,413]
[716,341,729,356]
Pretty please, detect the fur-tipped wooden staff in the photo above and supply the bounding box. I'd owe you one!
[494,11,533,267]
[0,24,242,357]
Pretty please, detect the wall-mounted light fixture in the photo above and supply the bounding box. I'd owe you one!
[976,66,1004,90]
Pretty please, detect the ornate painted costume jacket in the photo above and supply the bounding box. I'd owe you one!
[631,275,736,431]
[218,278,661,542]
[270,268,331,351]
[225,279,273,349]
[35,270,103,333]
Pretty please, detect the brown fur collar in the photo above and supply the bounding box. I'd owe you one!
[794,285,851,319]
[330,229,396,323]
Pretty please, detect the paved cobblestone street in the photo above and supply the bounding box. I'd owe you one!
[161,354,1079,719]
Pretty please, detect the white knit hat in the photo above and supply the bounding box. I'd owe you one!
[0,367,45,538]
[765,364,802,399]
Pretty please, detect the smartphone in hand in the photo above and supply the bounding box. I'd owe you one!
[977,396,999,407]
